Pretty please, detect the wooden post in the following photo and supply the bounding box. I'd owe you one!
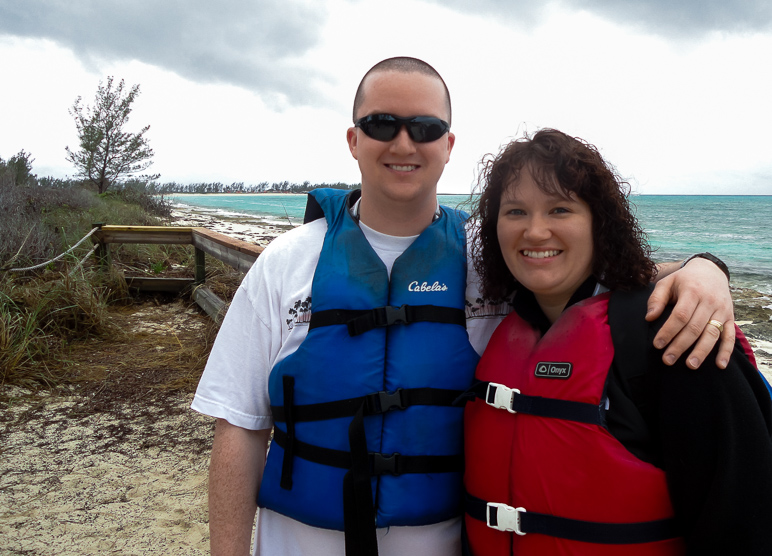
[194,247,206,285]
[92,222,111,269]
[192,285,228,325]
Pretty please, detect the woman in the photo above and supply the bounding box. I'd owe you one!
[463,129,772,555]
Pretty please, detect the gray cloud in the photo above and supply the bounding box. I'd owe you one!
[574,0,772,35]
[0,0,329,107]
[434,0,772,37]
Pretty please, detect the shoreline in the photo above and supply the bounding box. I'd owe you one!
[168,203,772,380]
[168,192,306,196]
[169,206,293,248]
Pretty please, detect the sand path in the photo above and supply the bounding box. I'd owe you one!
[1,388,213,555]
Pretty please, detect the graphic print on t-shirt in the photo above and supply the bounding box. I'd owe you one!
[465,297,513,320]
[286,296,312,330]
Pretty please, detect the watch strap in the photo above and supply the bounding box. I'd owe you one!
[681,252,730,282]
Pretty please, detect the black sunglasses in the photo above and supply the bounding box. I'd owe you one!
[354,114,450,143]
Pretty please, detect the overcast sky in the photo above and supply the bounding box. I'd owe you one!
[1,0,770,194]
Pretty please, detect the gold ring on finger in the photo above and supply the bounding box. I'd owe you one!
[707,319,724,333]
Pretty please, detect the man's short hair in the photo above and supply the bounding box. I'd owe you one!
[352,57,452,125]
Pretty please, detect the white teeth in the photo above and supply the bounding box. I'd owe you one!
[523,250,560,259]
[389,164,417,172]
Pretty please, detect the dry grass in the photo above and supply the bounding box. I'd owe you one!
[1,295,220,441]
[0,248,239,393]
[0,178,245,420]
[0,271,117,388]
[64,299,220,412]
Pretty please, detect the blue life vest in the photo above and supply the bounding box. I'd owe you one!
[258,189,480,535]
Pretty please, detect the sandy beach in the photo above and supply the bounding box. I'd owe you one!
[1,204,770,555]
[168,205,291,249]
[0,299,218,555]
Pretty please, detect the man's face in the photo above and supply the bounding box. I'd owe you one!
[347,70,454,210]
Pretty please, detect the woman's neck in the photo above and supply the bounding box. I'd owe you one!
[532,276,600,324]
[535,295,573,324]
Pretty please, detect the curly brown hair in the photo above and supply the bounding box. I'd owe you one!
[471,129,656,300]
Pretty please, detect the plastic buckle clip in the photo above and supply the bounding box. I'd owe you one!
[376,389,405,412]
[371,452,401,475]
[346,305,409,335]
[486,382,519,413]
[487,502,526,535]
[380,305,408,326]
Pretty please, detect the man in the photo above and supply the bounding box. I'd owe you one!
[192,57,734,556]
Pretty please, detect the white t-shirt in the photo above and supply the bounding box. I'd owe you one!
[192,216,509,556]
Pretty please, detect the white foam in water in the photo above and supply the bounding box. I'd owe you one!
[173,193,772,295]
[633,195,772,295]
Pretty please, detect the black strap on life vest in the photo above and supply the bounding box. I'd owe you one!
[607,285,655,382]
[465,492,679,544]
[309,304,467,336]
[271,387,463,422]
[343,405,379,555]
[272,426,463,474]
[273,381,465,556]
[279,376,296,490]
[457,380,605,426]
[273,413,463,556]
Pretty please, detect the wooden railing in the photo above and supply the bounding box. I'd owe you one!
[92,224,264,324]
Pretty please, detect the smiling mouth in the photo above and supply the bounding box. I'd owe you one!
[522,249,561,259]
[387,164,418,172]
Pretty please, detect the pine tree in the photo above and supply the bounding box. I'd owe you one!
[66,77,157,194]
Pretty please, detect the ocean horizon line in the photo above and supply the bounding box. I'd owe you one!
[167,191,772,197]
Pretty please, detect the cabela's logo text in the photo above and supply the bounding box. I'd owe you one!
[408,281,448,292]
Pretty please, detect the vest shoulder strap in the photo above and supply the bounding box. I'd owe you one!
[303,188,361,224]
[608,284,657,383]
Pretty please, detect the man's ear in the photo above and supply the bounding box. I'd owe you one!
[347,127,358,160]
[445,131,455,163]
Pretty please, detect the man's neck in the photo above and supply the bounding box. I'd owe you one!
[358,194,437,237]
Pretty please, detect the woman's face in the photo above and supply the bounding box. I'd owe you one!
[496,168,594,313]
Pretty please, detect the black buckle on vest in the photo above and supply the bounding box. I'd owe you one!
[371,452,401,475]
[371,389,405,413]
[346,305,410,336]
[377,305,408,326]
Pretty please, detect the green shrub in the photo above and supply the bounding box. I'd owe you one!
[1,180,96,268]
[0,178,175,270]
[0,164,207,390]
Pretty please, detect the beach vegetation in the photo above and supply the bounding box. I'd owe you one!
[65,76,158,194]
[133,180,360,194]
[150,260,167,274]
[1,149,37,187]
[0,153,207,390]
[0,270,118,387]
[0,178,171,270]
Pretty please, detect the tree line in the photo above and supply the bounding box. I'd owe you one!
[150,181,358,194]
[1,155,358,195]
[2,76,358,196]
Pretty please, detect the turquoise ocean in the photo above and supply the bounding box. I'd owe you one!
[170,194,772,294]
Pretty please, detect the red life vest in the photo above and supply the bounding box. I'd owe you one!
[464,292,686,555]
